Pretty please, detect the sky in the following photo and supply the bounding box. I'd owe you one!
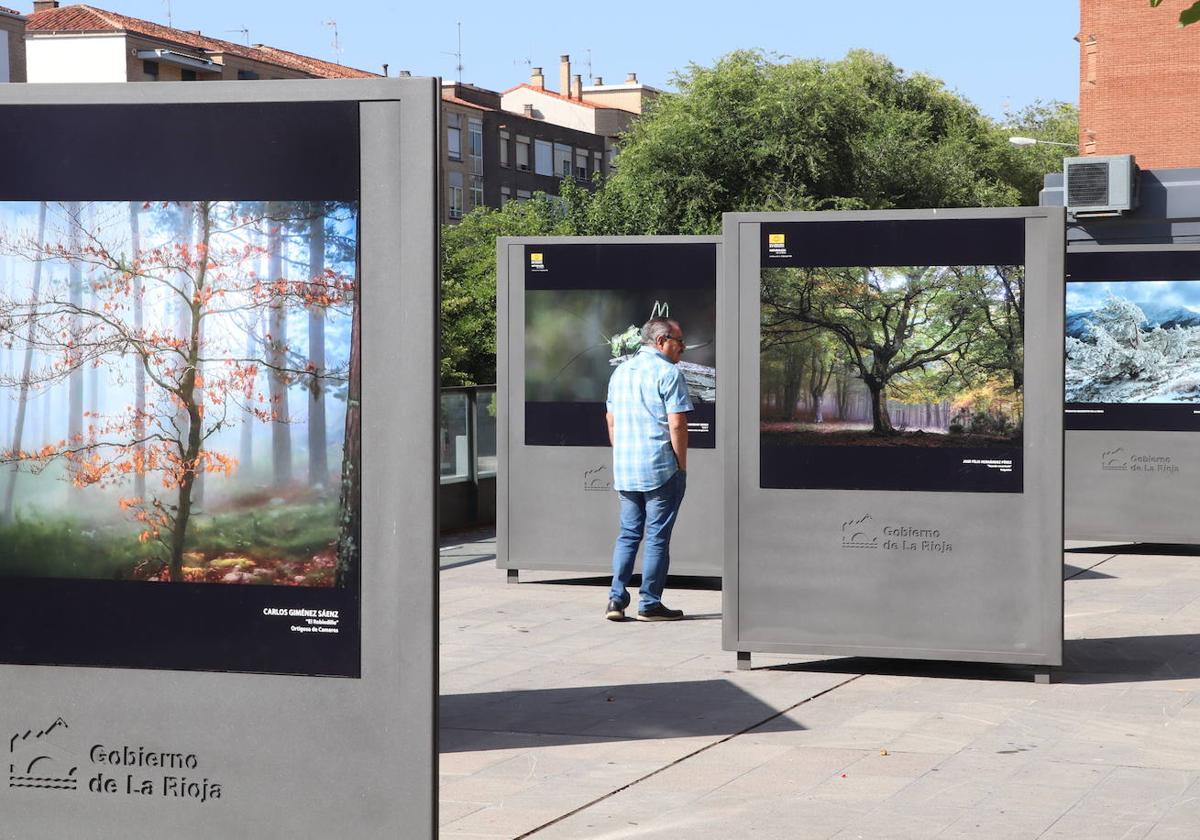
[1067,281,1200,314]
[73,0,1080,119]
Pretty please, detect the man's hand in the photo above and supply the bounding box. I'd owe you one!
[667,412,688,472]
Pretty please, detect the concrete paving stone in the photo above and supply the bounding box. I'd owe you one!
[438,799,491,826]
[831,806,963,839]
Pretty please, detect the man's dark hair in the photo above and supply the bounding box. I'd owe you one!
[641,318,679,346]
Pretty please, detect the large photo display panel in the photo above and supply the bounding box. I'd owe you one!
[524,242,717,447]
[0,102,362,677]
[758,219,1026,492]
[1065,250,1200,432]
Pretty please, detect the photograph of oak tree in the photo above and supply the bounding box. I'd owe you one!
[761,264,1024,449]
[0,200,360,587]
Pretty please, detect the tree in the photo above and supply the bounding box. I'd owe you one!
[583,50,1045,236]
[307,203,328,485]
[0,201,353,581]
[1151,0,1200,27]
[763,266,982,435]
[440,194,568,386]
[266,201,293,488]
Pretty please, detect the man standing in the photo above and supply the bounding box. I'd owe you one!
[605,317,691,622]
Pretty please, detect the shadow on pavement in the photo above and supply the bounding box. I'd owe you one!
[757,633,1200,685]
[1066,543,1200,556]
[439,679,800,752]
[1064,563,1116,580]
[522,574,722,591]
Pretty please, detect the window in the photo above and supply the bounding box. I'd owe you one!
[500,186,511,206]
[554,143,572,179]
[469,175,484,209]
[516,189,532,202]
[575,149,588,181]
[180,69,197,82]
[447,113,462,161]
[448,171,464,219]
[237,69,259,80]
[499,130,510,168]
[468,118,483,175]
[534,139,553,176]
[593,151,603,177]
[516,135,531,171]
[143,60,159,80]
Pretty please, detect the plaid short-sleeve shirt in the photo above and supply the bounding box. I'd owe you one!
[606,346,694,492]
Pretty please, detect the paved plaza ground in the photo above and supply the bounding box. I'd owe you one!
[438,530,1200,839]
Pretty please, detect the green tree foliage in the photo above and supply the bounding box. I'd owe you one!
[440,194,568,385]
[1151,0,1200,27]
[586,50,1053,235]
[439,49,1077,384]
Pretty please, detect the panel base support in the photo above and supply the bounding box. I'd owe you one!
[736,651,752,671]
[1032,668,1053,685]
[506,569,519,584]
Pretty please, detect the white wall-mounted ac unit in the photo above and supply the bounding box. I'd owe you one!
[1063,154,1138,216]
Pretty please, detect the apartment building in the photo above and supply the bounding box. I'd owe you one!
[1078,0,1200,168]
[0,5,25,82]
[22,1,376,82]
[441,80,609,223]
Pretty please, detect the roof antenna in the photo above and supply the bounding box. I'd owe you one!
[224,26,250,47]
[442,21,464,83]
[323,19,342,65]
[585,48,593,84]
[163,0,172,28]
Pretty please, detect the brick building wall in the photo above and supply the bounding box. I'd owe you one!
[1079,0,1200,168]
[0,9,25,82]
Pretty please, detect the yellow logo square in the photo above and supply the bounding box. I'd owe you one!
[530,252,543,263]
[768,233,785,245]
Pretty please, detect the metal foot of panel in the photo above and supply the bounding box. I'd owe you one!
[736,651,752,671]
[1033,668,1053,685]
[506,569,519,584]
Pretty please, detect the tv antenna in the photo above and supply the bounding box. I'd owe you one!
[443,21,464,83]
[323,19,342,65]
[224,26,250,47]
[585,48,593,83]
[163,0,172,28]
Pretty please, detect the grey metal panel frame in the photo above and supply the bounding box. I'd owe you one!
[0,80,439,838]
[722,208,1065,667]
[496,235,724,577]
[1065,242,1200,543]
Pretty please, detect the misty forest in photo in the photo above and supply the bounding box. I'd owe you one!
[761,264,1024,447]
[1065,281,1200,404]
[0,200,360,586]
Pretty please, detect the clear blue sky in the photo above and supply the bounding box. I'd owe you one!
[96,0,1078,117]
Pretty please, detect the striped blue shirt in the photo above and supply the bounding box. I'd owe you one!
[606,346,693,492]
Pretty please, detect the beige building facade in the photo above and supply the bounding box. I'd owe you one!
[0,5,25,82]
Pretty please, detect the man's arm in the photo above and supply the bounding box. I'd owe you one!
[667,412,688,472]
[606,411,616,447]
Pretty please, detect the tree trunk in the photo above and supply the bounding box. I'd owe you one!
[267,204,292,488]
[866,380,894,436]
[2,202,47,524]
[67,202,84,494]
[130,201,146,501]
[168,204,210,582]
[307,206,328,486]
[335,279,361,589]
[239,311,258,476]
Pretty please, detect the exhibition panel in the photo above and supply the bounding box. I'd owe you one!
[724,209,1065,668]
[498,237,724,577]
[0,80,439,839]
[1064,246,1200,542]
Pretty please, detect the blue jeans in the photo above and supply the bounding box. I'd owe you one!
[609,469,687,611]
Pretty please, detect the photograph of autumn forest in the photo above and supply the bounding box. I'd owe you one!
[761,264,1024,481]
[0,200,360,587]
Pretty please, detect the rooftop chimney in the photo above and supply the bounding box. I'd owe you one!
[560,54,571,97]
[530,66,544,89]
[523,104,534,118]
[571,74,582,100]
[592,76,604,86]
[32,0,59,11]
[398,69,411,77]
[625,72,638,84]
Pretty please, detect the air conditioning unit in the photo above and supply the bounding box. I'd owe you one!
[1063,154,1139,216]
